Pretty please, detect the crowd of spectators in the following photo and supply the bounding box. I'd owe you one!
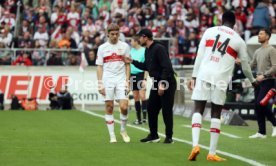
[0,0,275,66]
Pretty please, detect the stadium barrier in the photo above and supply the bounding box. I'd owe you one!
[0,65,254,123]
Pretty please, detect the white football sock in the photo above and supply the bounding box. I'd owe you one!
[120,113,128,132]
[209,118,221,155]
[192,112,202,147]
[105,114,115,137]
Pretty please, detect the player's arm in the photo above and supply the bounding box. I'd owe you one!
[132,59,147,70]
[125,44,131,93]
[96,47,105,96]
[192,31,207,79]
[188,30,207,91]
[264,48,276,77]
[97,65,105,96]
[125,63,130,82]
[239,42,256,83]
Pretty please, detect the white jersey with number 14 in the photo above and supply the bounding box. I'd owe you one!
[192,25,249,90]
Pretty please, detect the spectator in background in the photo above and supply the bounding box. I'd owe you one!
[67,26,80,46]
[153,14,166,28]
[87,50,96,66]
[183,31,198,65]
[0,42,11,65]
[111,0,129,14]
[82,16,97,36]
[111,0,128,19]
[17,31,33,48]
[37,15,50,32]
[67,6,80,28]
[86,1,99,20]
[47,52,64,66]
[32,43,45,66]
[98,0,111,12]
[33,25,49,48]
[67,54,80,66]
[53,7,67,27]
[12,52,32,66]
[0,27,13,47]
[252,0,271,34]
[20,20,33,36]
[0,11,15,31]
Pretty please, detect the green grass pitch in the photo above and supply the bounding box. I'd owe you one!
[0,110,275,166]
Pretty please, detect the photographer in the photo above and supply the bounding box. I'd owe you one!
[57,86,73,110]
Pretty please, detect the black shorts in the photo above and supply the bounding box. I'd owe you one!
[130,72,145,91]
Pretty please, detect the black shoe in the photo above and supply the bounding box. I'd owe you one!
[140,134,160,143]
[163,137,174,144]
[142,119,147,123]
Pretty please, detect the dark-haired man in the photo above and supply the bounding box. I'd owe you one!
[125,28,176,144]
[249,28,276,139]
[187,11,256,161]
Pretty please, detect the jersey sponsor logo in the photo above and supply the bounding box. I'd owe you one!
[103,53,124,63]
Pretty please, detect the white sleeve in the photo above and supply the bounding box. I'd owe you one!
[96,46,103,65]
[125,43,130,57]
[238,40,255,83]
[192,30,207,78]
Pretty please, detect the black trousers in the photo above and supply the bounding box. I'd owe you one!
[254,79,276,135]
[147,78,176,138]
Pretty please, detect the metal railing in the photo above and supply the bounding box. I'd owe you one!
[0,48,82,66]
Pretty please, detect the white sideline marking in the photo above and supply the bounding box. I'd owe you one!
[80,110,265,166]
[182,125,242,139]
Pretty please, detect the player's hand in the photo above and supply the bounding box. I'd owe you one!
[98,88,106,96]
[158,83,165,96]
[98,81,106,96]
[125,81,130,95]
[124,56,133,64]
[251,81,259,89]
[256,75,265,82]
[187,78,196,91]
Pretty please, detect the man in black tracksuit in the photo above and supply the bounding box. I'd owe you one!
[125,29,176,143]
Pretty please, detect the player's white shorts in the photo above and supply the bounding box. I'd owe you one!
[191,79,226,105]
[103,78,128,101]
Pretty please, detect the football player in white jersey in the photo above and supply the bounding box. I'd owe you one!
[187,11,257,161]
[96,23,131,143]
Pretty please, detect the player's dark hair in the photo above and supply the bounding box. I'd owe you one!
[222,11,236,27]
[259,28,271,39]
